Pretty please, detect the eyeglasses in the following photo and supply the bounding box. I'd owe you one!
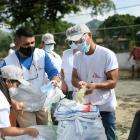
[67,40,74,46]
[67,39,83,46]
[67,35,85,46]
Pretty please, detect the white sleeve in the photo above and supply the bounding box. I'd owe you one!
[0,109,10,128]
[61,52,66,69]
[73,54,79,69]
[105,51,119,72]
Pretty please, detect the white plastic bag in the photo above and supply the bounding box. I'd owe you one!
[41,82,65,110]
[5,125,57,140]
[11,83,46,111]
[57,119,107,140]
[55,99,107,140]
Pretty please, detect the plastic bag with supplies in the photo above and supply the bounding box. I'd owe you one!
[5,125,57,140]
[54,99,107,140]
[57,119,107,140]
[10,82,46,112]
[40,82,65,110]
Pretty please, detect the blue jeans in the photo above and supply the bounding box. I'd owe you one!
[100,111,118,140]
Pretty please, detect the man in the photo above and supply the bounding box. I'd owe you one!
[40,33,62,73]
[0,65,39,138]
[61,38,78,100]
[68,24,119,140]
[3,27,60,127]
[128,46,140,78]
[40,33,62,125]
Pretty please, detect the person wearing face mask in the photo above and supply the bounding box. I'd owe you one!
[40,33,62,73]
[0,65,39,138]
[67,24,119,140]
[2,27,61,128]
[61,38,79,100]
[39,33,62,125]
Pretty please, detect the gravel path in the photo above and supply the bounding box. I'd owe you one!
[115,80,140,140]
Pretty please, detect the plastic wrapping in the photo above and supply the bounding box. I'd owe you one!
[10,82,65,112]
[54,99,107,140]
[57,119,107,140]
[5,125,57,140]
[41,82,65,110]
[73,88,86,103]
[10,83,46,111]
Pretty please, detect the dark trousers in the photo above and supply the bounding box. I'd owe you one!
[65,91,73,100]
[128,110,140,140]
[100,111,118,140]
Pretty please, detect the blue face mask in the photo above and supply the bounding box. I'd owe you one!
[77,40,90,53]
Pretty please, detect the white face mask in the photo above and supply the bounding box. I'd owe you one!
[9,87,18,97]
[69,42,77,50]
[44,44,54,52]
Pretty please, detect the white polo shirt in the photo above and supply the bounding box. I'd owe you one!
[73,45,119,112]
[0,90,10,128]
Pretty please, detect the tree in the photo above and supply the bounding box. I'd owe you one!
[97,14,140,52]
[134,17,140,46]
[0,0,115,33]
[98,14,136,38]
[0,30,11,58]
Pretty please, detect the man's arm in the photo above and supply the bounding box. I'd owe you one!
[0,127,39,137]
[72,68,81,89]
[61,69,68,93]
[44,53,59,80]
[128,48,135,60]
[44,54,61,87]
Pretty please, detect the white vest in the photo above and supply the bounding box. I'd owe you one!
[4,48,45,89]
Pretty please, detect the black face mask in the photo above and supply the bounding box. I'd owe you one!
[19,46,35,57]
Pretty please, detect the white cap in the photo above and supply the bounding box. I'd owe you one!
[66,24,90,41]
[1,65,28,85]
[42,33,56,44]
[10,43,15,48]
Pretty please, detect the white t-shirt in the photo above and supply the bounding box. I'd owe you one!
[0,90,10,128]
[73,45,119,112]
[61,49,77,91]
[8,49,15,55]
[47,51,62,73]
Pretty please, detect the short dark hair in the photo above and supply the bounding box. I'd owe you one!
[15,26,34,38]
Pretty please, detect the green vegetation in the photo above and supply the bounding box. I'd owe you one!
[0,0,115,57]
[0,30,11,58]
[0,0,114,33]
[96,14,140,52]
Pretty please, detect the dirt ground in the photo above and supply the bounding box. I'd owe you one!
[115,79,140,140]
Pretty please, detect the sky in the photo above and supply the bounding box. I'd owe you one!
[63,0,140,24]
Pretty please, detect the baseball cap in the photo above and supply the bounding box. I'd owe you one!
[66,24,90,41]
[10,43,15,48]
[0,65,29,85]
[42,33,56,44]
